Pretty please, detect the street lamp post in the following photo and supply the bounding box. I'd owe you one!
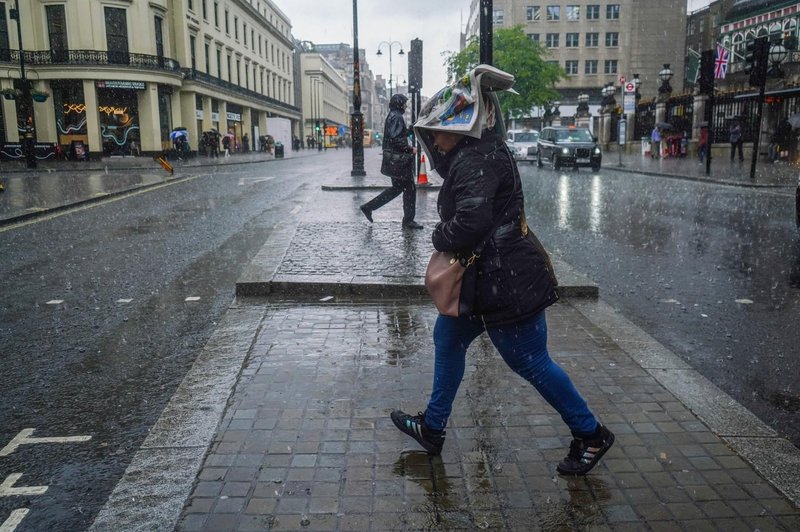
[657,63,674,102]
[376,41,404,98]
[632,73,641,137]
[315,79,323,151]
[350,0,366,176]
[10,0,36,168]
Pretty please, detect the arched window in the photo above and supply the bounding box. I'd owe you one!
[769,22,781,35]
[783,18,797,37]
[756,26,768,37]
[733,32,744,53]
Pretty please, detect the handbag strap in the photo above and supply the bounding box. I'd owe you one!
[467,144,521,260]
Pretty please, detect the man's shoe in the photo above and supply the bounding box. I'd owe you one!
[402,221,424,230]
[390,410,445,455]
[556,424,614,476]
[360,205,373,223]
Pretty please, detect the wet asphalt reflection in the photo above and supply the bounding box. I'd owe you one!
[520,162,800,447]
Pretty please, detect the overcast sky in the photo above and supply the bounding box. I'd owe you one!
[282,0,466,97]
[282,1,713,98]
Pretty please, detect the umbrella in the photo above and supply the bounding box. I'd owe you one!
[172,126,187,132]
[224,132,235,139]
[787,113,800,129]
[169,129,188,141]
[655,122,673,130]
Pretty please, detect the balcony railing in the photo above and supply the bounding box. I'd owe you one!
[0,48,182,73]
[182,68,300,113]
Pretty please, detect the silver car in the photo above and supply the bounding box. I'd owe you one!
[506,129,539,163]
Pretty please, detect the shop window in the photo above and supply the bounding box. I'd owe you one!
[97,85,139,156]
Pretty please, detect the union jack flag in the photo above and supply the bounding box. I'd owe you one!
[714,44,729,79]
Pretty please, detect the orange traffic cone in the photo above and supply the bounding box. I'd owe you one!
[417,153,429,185]
[154,153,174,175]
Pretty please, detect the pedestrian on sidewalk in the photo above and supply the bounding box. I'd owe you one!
[360,94,423,230]
[391,66,614,476]
[729,119,744,162]
[698,125,709,163]
[650,126,661,159]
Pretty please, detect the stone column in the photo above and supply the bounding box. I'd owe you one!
[138,83,162,153]
[82,80,102,158]
[692,93,707,156]
[31,81,57,144]
[600,110,612,148]
[242,106,252,151]
[180,91,198,150]
[655,101,667,127]
[202,95,213,133]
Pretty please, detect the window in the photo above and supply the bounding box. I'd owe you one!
[236,58,241,84]
[546,6,560,21]
[245,63,249,88]
[204,42,210,72]
[243,23,247,45]
[0,4,9,61]
[216,48,222,78]
[528,33,540,42]
[527,6,540,21]
[46,5,68,61]
[226,54,231,80]
[566,33,579,47]
[586,32,598,46]
[213,2,219,26]
[104,7,129,64]
[604,59,618,74]
[607,4,620,19]
[258,35,262,55]
[585,60,598,74]
[565,60,578,75]
[567,5,580,21]
[202,0,208,20]
[224,10,229,33]
[605,32,619,46]
[234,16,239,39]
[154,16,164,60]
[251,29,255,50]
[493,9,503,24]
[188,0,194,10]
[189,35,196,70]
[586,4,600,19]
[546,33,559,47]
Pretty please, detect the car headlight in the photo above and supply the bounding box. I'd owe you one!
[594,147,601,154]
[561,147,570,155]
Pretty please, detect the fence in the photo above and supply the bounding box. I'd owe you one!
[666,95,694,138]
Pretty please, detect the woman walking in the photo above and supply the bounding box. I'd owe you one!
[390,66,614,476]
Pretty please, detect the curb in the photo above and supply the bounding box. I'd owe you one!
[321,184,441,191]
[611,164,796,189]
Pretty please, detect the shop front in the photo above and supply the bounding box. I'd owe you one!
[53,80,88,159]
[226,104,243,152]
[96,80,142,156]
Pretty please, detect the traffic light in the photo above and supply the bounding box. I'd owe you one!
[408,39,423,93]
[699,49,715,95]
[314,121,320,132]
[745,37,768,87]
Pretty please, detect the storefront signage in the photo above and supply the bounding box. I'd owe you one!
[196,110,204,119]
[211,112,220,122]
[96,80,146,90]
[226,112,241,122]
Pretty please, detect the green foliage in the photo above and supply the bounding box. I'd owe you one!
[444,26,565,118]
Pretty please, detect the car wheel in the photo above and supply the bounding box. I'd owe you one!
[537,153,543,168]
[552,155,561,171]
[592,163,601,172]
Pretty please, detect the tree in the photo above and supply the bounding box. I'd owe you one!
[444,26,565,119]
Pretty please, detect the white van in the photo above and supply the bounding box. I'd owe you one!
[506,129,539,163]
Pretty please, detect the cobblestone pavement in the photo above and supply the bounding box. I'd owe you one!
[175,301,799,531]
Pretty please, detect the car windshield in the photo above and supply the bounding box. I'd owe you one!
[555,129,593,142]
[513,132,538,142]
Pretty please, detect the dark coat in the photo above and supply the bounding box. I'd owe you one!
[383,109,412,154]
[432,130,558,325]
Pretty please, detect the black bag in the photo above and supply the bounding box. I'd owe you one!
[381,150,413,178]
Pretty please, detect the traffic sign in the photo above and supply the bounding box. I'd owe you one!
[624,82,635,93]
[619,76,626,84]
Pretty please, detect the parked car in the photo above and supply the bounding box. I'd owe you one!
[537,126,602,171]
[506,129,539,163]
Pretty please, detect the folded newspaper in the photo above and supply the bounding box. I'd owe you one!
[414,64,515,168]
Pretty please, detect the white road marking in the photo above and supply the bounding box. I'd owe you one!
[0,428,92,457]
[0,474,48,497]
[319,296,334,302]
[291,205,302,214]
[0,509,29,532]
[237,176,275,186]
[45,300,63,305]
[116,299,133,304]
[185,296,201,302]
[735,298,754,304]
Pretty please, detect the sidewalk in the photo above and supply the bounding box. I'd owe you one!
[88,156,800,531]
[0,150,320,225]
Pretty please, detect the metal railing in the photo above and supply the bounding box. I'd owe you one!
[182,68,300,113]
[0,48,182,73]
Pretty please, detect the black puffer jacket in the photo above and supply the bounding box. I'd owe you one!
[383,95,412,155]
[432,130,558,325]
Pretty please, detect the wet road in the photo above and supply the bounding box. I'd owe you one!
[521,162,800,448]
[0,156,323,530]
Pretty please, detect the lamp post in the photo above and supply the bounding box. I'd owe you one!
[768,42,788,77]
[10,0,36,168]
[632,73,641,137]
[657,63,673,102]
[350,0,366,176]
[376,41,404,98]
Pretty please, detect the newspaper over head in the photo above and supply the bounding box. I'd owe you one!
[414,64,515,170]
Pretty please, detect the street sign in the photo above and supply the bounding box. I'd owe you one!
[624,82,635,93]
[619,76,625,84]
[623,93,636,113]
[618,118,627,145]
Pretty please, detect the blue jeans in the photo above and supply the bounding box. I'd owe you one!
[425,311,598,437]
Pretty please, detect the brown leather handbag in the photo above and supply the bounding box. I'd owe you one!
[424,251,477,317]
